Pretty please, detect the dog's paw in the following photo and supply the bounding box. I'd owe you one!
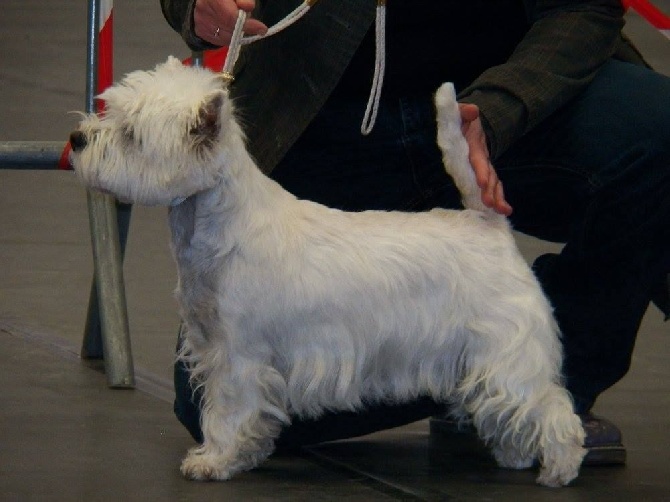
[535,463,579,488]
[180,447,235,481]
[535,444,586,487]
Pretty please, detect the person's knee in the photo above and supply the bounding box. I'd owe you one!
[600,60,670,157]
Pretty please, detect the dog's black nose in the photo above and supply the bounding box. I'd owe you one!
[69,131,88,152]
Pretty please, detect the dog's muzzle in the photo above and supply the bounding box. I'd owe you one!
[69,131,88,152]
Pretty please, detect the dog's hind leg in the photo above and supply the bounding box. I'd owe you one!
[180,349,289,481]
[527,384,586,487]
[456,301,585,487]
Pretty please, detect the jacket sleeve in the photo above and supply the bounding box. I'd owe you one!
[160,0,218,51]
[458,0,625,161]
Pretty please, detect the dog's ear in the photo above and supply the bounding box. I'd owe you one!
[192,92,223,144]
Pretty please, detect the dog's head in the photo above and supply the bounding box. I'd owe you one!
[69,56,236,206]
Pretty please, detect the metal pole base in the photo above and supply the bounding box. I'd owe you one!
[85,191,134,388]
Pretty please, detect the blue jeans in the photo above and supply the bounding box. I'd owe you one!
[174,59,670,445]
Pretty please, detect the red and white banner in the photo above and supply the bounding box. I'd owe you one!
[98,0,114,107]
[60,0,114,169]
[624,0,670,39]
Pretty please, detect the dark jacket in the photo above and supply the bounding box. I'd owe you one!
[161,0,646,173]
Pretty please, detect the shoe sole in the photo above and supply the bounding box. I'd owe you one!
[429,418,627,466]
[582,445,627,466]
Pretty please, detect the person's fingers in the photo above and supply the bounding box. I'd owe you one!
[459,103,479,123]
[483,165,499,207]
[194,0,267,45]
[458,102,513,215]
[243,18,268,36]
[235,0,256,11]
[495,180,513,216]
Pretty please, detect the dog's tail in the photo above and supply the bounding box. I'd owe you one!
[434,83,488,212]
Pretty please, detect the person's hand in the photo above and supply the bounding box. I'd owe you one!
[458,103,513,216]
[194,0,268,46]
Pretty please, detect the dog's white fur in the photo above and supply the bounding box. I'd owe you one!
[71,57,585,487]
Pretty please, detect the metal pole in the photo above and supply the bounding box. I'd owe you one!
[0,141,65,169]
[81,202,131,360]
[83,0,134,388]
[191,51,204,68]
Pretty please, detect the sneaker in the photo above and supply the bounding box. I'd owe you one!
[429,412,626,466]
[579,413,627,466]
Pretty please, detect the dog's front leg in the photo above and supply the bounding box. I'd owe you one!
[180,351,289,481]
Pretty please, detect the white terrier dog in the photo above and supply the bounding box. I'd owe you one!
[70,57,585,487]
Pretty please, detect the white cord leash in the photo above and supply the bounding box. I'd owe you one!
[221,0,388,136]
[361,0,386,135]
[221,0,316,83]
[220,8,248,81]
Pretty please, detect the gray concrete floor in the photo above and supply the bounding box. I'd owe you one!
[1,1,669,500]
